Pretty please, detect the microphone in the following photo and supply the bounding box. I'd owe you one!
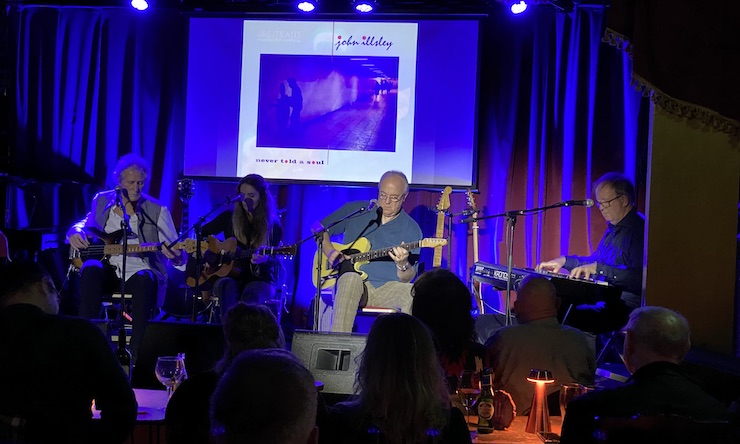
[244,197,255,212]
[364,199,379,211]
[557,199,594,208]
[227,193,246,204]
[114,186,124,209]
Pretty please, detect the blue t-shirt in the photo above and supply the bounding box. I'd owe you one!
[321,200,423,288]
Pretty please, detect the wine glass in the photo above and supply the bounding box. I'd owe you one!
[559,383,585,417]
[457,370,481,425]
[155,356,184,398]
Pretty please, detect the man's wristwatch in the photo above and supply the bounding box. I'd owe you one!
[396,262,409,272]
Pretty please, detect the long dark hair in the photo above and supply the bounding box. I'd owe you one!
[232,174,279,248]
[412,268,477,362]
[355,313,450,443]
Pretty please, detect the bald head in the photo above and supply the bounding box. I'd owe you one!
[514,276,558,323]
[625,306,690,369]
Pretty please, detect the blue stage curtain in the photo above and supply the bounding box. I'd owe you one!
[9,5,645,316]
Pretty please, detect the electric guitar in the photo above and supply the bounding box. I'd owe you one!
[466,189,484,313]
[432,186,452,268]
[69,228,198,271]
[185,235,297,288]
[312,237,448,289]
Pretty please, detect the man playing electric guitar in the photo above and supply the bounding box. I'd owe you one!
[313,170,422,333]
[66,154,186,363]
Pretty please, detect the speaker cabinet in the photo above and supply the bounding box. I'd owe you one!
[291,330,367,395]
[132,321,225,389]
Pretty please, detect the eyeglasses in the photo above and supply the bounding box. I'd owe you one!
[596,195,624,209]
[378,191,405,203]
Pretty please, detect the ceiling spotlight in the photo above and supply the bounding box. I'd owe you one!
[130,0,149,10]
[510,1,528,14]
[297,1,317,12]
[353,0,377,14]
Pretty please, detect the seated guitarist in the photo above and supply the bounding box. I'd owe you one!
[199,174,283,312]
[315,170,422,333]
[66,154,186,363]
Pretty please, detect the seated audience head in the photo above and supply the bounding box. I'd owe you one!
[513,276,558,323]
[411,268,477,354]
[622,306,690,374]
[215,303,285,373]
[356,312,449,443]
[210,348,318,444]
[0,260,59,314]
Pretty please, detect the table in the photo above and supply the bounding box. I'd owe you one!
[93,388,169,444]
[470,415,563,443]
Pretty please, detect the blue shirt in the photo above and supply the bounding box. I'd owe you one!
[564,207,645,302]
[322,200,423,288]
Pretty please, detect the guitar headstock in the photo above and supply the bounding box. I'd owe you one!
[177,179,195,203]
[436,186,453,212]
[420,237,448,248]
[465,189,477,211]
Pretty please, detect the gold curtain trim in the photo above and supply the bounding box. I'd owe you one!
[603,28,740,138]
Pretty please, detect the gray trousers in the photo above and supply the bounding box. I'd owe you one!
[330,272,413,332]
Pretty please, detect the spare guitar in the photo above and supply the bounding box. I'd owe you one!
[185,235,297,288]
[68,228,198,271]
[432,186,453,268]
[312,237,448,289]
[466,189,484,313]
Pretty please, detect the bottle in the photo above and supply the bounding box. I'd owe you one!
[476,369,495,434]
[116,326,132,381]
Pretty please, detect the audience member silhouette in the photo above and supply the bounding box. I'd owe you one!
[210,348,318,444]
[0,260,137,443]
[411,268,490,403]
[322,313,471,444]
[485,276,595,416]
[165,303,285,444]
[560,306,730,444]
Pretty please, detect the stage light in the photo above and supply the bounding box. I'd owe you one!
[296,1,317,12]
[352,0,377,14]
[131,0,149,10]
[510,1,528,14]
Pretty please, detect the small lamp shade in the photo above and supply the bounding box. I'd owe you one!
[525,368,554,434]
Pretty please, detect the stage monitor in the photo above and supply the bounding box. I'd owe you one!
[183,17,480,188]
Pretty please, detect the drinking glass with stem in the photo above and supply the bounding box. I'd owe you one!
[155,356,184,398]
[457,370,481,425]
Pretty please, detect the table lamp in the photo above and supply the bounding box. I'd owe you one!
[525,368,554,434]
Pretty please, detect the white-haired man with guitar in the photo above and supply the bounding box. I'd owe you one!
[314,171,426,333]
[66,153,186,363]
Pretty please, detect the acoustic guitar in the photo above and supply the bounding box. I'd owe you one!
[466,189,484,313]
[185,235,297,288]
[312,237,448,289]
[69,228,198,271]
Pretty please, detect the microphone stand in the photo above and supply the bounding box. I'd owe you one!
[297,202,377,331]
[167,195,243,323]
[117,194,131,332]
[461,202,569,326]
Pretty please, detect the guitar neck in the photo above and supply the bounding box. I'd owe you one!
[472,219,479,264]
[433,212,445,266]
[349,240,421,263]
[102,243,162,255]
